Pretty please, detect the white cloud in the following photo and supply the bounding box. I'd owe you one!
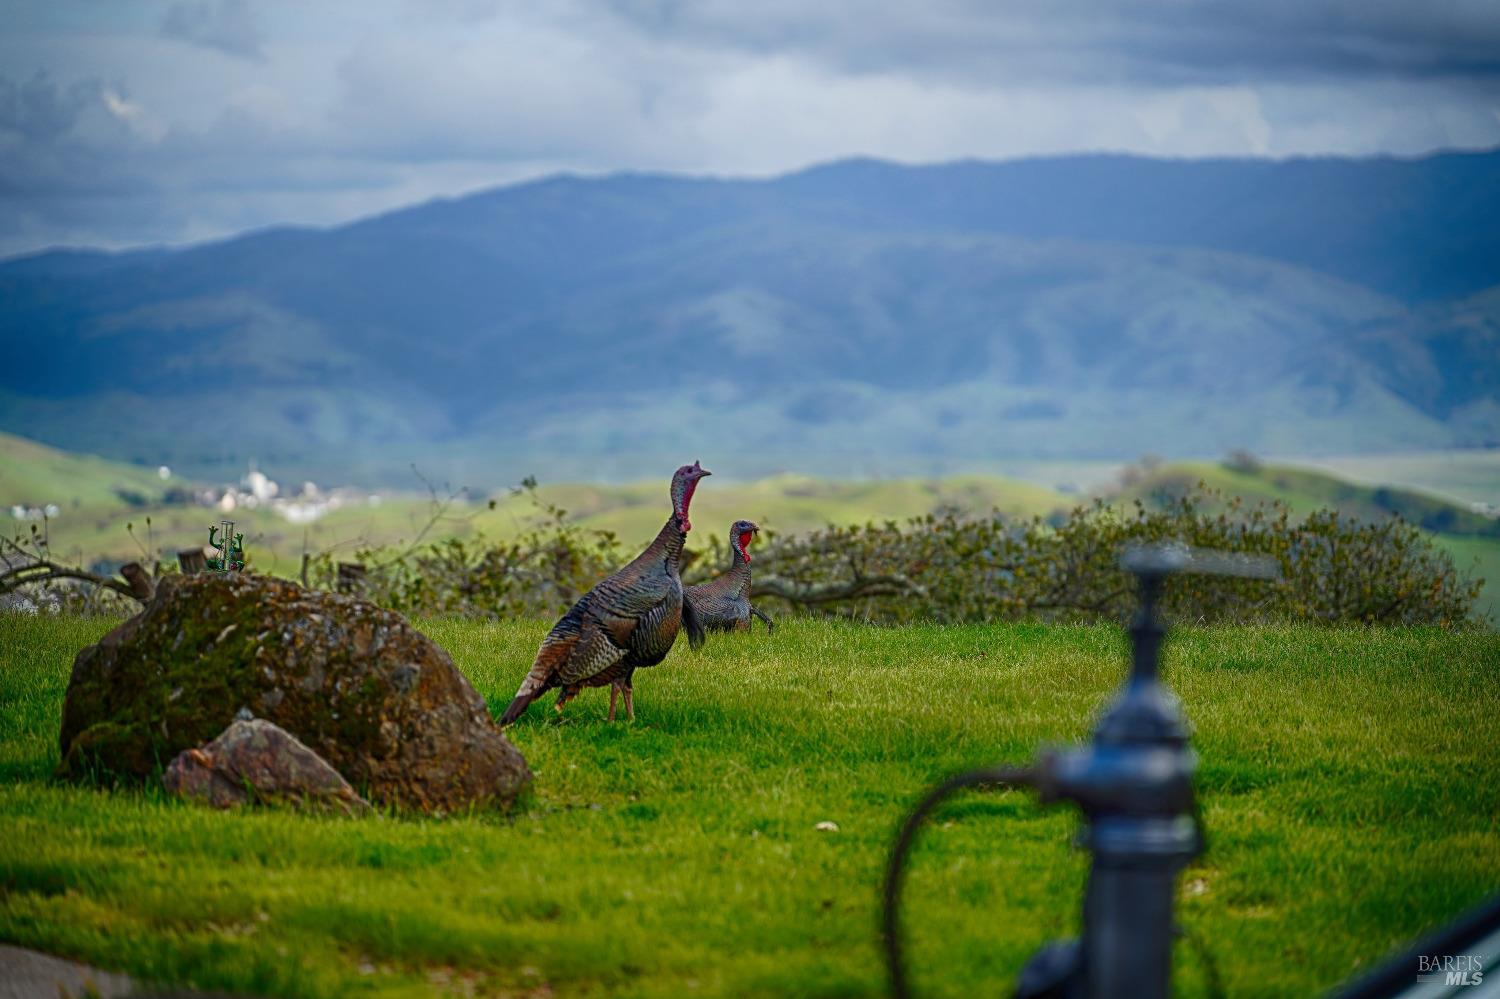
[100,88,141,121]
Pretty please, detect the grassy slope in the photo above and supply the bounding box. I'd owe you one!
[478,474,1068,543]
[1288,451,1500,509]
[13,474,1066,573]
[0,432,171,511]
[0,430,462,569]
[0,429,1069,571]
[1439,536,1500,626]
[2,615,1497,998]
[1117,460,1497,530]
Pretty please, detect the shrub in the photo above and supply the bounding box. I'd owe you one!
[305,482,626,620]
[308,482,1483,628]
[749,487,1482,627]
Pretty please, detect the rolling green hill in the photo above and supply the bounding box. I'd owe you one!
[479,474,1068,545]
[1287,450,1500,509]
[0,432,176,512]
[0,432,1069,573]
[1115,459,1499,536]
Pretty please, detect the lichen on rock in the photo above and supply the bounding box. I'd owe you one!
[59,573,531,813]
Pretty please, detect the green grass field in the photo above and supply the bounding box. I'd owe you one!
[2,615,1497,997]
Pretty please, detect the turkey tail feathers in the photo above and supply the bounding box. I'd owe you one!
[499,691,536,726]
[682,592,707,650]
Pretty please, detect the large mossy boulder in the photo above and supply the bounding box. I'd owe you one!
[59,573,531,812]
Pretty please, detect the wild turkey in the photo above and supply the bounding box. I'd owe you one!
[499,461,711,725]
[684,520,774,634]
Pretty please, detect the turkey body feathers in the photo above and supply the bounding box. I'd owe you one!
[684,546,772,633]
[500,515,689,725]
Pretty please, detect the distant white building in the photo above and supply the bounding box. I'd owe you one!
[9,504,59,521]
[186,464,356,524]
[243,468,278,502]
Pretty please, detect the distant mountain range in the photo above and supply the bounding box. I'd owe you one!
[3,149,1498,487]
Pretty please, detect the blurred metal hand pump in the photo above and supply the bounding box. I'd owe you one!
[881,543,1275,999]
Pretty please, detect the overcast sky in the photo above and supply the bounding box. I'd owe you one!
[3,0,1498,257]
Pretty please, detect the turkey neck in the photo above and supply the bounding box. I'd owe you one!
[643,517,689,576]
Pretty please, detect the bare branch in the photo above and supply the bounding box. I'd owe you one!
[1,534,151,602]
[753,574,926,607]
[371,465,477,570]
[1,562,138,600]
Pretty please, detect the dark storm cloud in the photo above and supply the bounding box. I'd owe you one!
[0,72,154,199]
[604,0,1500,86]
[2,0,1499,255]
[159,0,264,61]
[0,71,106,141]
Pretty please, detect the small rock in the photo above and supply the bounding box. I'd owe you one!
[164,718,372,815]
[815,820,839,833]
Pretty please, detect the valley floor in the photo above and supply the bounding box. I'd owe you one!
[1,617,1497,997]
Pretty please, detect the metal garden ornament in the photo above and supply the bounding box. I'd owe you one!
[207,520,245,573]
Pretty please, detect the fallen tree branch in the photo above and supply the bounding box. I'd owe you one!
[1,536,152,602]
[1,563,139,600]
[753,574,927,607]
